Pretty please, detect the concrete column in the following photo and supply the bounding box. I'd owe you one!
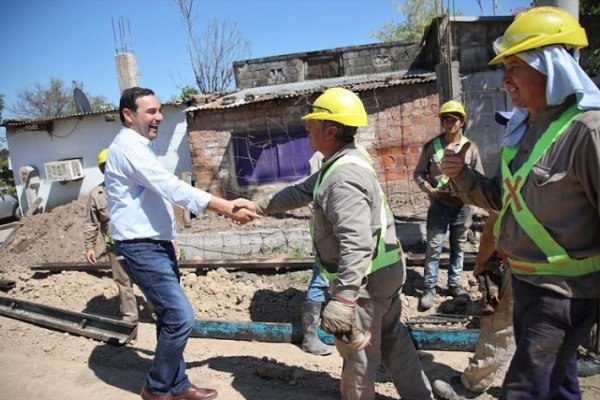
[535,0,579,20]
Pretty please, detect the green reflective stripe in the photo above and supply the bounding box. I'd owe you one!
[433,136,468,188]
[508,254,600,276]
[104,232,114,245]
[311,153,401,280]
[314,257,337,280]
[493,104,595,275]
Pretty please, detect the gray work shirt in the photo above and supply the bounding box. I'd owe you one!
[452,99,600,298]
[256,142,405,301]
[413,134,484,207]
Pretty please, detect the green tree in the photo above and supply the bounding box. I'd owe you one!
[8,78,115,120]
[372,0,447,42]
[577,0,600,15]
[180,85,200,101]
[580,0,600,78]
[0,93,4,122]
[0,153,15,194]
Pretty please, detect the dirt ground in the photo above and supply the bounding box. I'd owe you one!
[0,197,599,400]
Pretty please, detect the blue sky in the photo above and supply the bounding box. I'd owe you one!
[0,0,529,141]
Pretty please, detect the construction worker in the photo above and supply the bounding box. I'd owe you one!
[432,111,516,400]
[441,7,600,398]
[413,100,484,311]
[301,150,334,356]
[84,148,139,323]
[239,87,433,399]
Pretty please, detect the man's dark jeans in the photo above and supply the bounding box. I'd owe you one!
[502,276,597,399]
[114,239,194,395]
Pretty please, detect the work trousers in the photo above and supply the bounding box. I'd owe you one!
[114,239,195,396]
[423,201,471,289]
[334,264,433,400]
[501,276,598,399]
[107,247,138,322]
[462,271,515,392]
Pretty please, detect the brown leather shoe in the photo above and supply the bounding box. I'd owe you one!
[141,386,171,400]
[171,384,218,400]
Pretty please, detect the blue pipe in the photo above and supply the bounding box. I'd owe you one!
[191,319,479,351]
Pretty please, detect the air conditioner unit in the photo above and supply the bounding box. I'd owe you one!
[44,159,85,182]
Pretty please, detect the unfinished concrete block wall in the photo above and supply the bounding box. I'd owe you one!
[187,83,439,200]
[233,42,421,89]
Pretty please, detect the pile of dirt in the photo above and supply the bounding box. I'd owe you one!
[0,195,483,324]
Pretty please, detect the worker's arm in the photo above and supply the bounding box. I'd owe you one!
[83,191,100,265]
[413,142,438,197]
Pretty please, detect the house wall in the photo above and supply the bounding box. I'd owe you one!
[233,42,422,89]
[187,83,440,200]
[6,104,190,214]
[420,15,600,75]
[462,69,508,175]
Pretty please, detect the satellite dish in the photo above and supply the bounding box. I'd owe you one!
[73,87,92,113]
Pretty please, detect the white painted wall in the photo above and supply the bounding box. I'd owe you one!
[6,104,191,214]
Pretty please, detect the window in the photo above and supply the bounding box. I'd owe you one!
[305,55,340,80]
[232,128,313,186]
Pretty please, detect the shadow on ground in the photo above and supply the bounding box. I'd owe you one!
[203,354,399,400]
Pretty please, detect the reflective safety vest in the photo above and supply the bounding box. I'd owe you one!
[433,136,468,188]
[494,104,600,276]
[311,152,402,280]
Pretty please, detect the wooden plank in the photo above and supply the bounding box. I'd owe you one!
[31,257,315,272]
[31,252,476,272]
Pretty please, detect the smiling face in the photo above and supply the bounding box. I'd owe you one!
[502,55,548,116]
[122,94,163,140]
[440,113,464,136]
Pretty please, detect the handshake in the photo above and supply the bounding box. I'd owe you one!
[206,195,260,225]
[226,198,261,225]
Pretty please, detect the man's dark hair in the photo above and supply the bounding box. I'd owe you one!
[119,87,155,125]
[324,121,357,143]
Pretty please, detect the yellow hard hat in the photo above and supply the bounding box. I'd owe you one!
[489,6,588,65]
[97,148,108,166]
[439,100,467,120]
[302,87,368,127]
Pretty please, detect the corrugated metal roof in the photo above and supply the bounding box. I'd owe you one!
[1,101,183,128]
[184,69,436,112]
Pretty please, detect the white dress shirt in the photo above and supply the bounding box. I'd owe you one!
[105,127,212,241]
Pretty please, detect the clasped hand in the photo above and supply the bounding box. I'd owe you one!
[230,198,260,225]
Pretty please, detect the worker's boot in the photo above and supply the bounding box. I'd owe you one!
[302,301,334,356]
[577,352,600,377]
[432,376,486,400]
[419,288,436,311]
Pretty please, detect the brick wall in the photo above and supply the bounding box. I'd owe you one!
[187,83,439,200]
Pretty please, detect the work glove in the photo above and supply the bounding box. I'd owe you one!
[321,295,356,334]
[478,272,500,315]
[477,257,505,315]
[321,295,371,351]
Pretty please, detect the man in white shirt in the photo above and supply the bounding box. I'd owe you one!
[105,87,257,400]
